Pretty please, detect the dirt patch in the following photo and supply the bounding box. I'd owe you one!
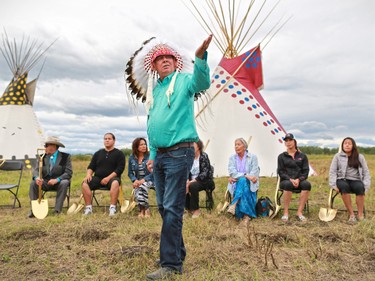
[79,228,109,241]
[316,232,342,242]
[119,245,153,257]
[132,231,159,243]
[258,232,297,244]
[11,229,47,240]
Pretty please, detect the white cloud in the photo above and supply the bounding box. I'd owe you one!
[0,0,374,155]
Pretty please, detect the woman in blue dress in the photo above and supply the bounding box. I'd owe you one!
[227,138,260,225]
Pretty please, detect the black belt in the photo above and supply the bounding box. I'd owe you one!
[157,142,194,153]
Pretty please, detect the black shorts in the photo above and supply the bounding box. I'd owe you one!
[336,179,365,195]
[280,179,311,192]
[88,176,121,190]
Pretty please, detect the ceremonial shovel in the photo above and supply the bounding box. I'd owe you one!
[319,188,337,222]
[119,185,130,213]
[31,150,49,219]
[67,194,85,215]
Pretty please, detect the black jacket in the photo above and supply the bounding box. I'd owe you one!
[189,152,214,183]
[277,151,309,181]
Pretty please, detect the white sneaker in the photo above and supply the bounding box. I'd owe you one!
[83,207,92,215]
[109,206,116,217]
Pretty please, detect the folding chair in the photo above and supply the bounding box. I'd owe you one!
[328,188,366,217]
[0,160,23,208]
[271,177,309,219]
[92,187,110,206]
[92,187,120,207]
[42,182,71,208]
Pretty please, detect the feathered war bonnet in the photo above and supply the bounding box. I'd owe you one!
[125,37,195,112]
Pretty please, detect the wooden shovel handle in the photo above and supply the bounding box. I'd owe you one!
[38,152,45,203]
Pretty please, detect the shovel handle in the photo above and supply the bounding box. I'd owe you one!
[328,188,333,208]
[37,152,45,203]
[119,185,124,203]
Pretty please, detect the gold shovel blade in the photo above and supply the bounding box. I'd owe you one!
[31,199,49,219]
[270,204,281,219]
[319,207,337,222]
[216,202,223,212]
[67,203,78,215]
[73,204,84,214]
[125,201,137,213]
[120,200,130,213]
[67,194,84,215]
[220,201,230,213]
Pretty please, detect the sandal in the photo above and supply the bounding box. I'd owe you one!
[348,216,357,223]
[296,215,307,222]
[227,204,236,215]
[281,215,289,222]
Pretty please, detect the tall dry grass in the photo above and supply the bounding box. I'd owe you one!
[0,154,374,280]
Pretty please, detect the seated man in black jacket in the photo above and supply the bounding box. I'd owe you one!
[29,136,73,217]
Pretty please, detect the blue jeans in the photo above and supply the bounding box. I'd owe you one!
[153,147,194,272]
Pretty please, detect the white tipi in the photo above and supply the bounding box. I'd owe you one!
[0,32,52,168]
[187,0,290,177]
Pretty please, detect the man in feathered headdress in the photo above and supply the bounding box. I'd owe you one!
[129,34,212,280]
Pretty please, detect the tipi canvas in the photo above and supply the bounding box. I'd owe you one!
[188,0,289,176]
[0,32,52,168]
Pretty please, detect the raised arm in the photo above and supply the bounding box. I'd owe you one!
[195,34,213,59]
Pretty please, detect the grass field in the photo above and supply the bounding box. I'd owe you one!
[0,155,374,280]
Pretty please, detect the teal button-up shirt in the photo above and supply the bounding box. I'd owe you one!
[147,54,211,160]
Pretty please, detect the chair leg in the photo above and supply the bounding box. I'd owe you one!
[206,190,214,211]
[9,189,21,208]
[92,190,100,206]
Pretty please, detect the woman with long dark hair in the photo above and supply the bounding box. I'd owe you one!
[128,137,154,218]
[329,137,371,222]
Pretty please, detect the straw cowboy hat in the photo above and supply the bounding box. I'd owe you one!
[45,136,65,148]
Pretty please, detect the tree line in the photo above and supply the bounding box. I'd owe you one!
[298,146,375,155]
[72,146,375,160]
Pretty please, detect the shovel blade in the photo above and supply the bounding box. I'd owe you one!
[31,199,49,219]
[319,207,337,222]
[67,203,78,215]
[270,204,281,219]
[121,200,130,213]
[220,201,229,213]
[216,202,223,213]
[73,204,85,214]
[125,201,137,213]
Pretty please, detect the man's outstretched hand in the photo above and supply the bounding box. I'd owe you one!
[195,34,213,59]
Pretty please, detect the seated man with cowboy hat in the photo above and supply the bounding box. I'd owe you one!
[28,136,73,217]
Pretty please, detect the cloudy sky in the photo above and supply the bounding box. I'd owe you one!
[0,0,374,154]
